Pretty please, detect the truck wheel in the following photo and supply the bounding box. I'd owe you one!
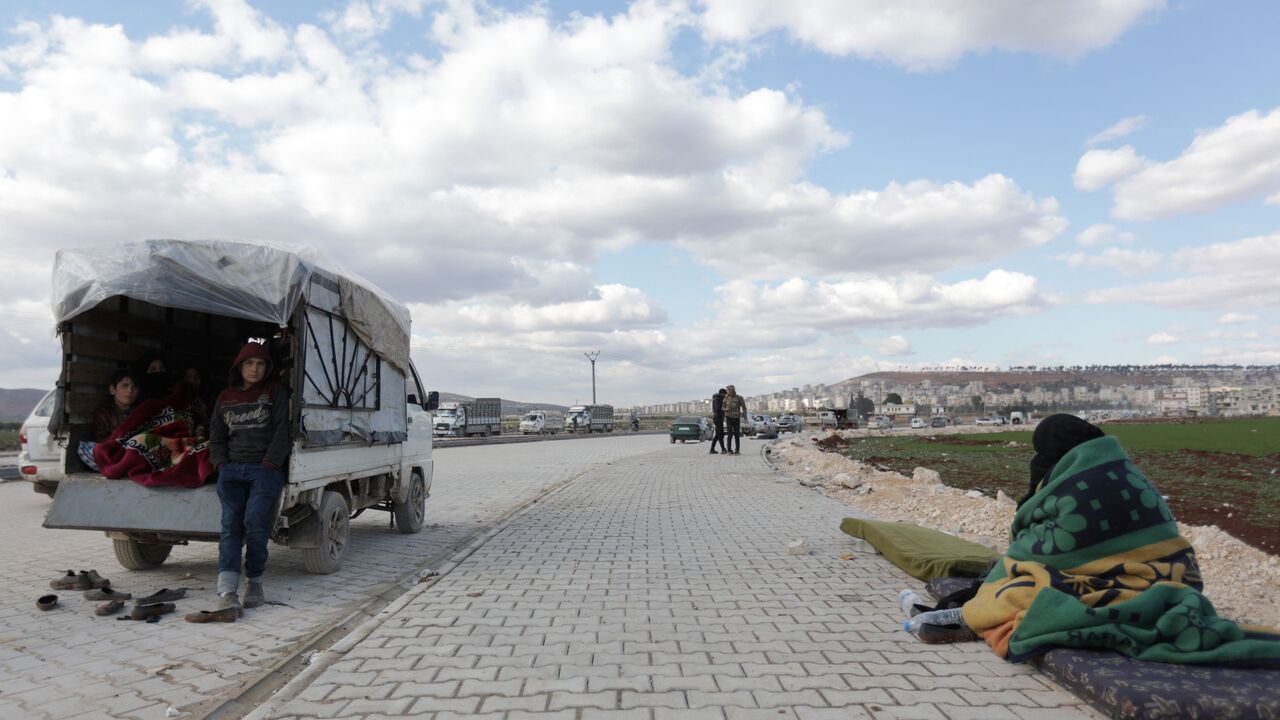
[302,491,349,574]
[113,539,172,570]
[669,437,675,444]
[392,471,426,534]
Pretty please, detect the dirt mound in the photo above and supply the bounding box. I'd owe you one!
[768,429,1280,629]
[813,434,851,452]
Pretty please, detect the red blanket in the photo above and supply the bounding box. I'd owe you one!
[93,385,216,489]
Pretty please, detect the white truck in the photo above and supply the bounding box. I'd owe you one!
[565,404,613,433]
[433,398,502,438]
[519,410,563,435]
[42,239,436,575]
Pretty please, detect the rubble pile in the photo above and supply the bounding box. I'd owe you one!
[769,429,1280,629]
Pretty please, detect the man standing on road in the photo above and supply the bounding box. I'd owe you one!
[710,388,727,454]
[723,385,747,455]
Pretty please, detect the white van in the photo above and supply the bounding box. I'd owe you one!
[43,240,436,574]
[18,390,64,496]
[909,417,928,429]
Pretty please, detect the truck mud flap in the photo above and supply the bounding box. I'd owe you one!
[44,477,222,538]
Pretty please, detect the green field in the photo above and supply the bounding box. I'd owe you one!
[841,417,1280,553]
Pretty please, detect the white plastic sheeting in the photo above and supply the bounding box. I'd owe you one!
[52,239,411,374]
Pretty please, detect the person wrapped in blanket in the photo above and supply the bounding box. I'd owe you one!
[912,414,1280,668]
[79,367,215,487]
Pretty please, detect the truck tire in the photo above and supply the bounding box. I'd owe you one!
[302,491,349,574]
[392,471,427,534]
[113,538,172,570]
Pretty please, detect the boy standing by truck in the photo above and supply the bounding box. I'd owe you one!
[208,340,291,617]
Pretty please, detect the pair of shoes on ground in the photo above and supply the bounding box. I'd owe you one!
[50,569,111,591]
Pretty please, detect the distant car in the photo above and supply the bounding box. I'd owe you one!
[750,414,779,439]
[669,416,712,443]
[909,417,928,429]
[929,416,948,428]
[869,415,892,430]
[18,390,63,496]
[975,416,1000,426]
[776,414,802,433]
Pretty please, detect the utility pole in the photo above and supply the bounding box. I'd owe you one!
[584,351,601,404]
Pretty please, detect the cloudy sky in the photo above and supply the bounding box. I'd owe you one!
[1,0,1278,405]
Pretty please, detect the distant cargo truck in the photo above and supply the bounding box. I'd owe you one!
[519,410,564,435]
[433,398,502,437]
[566,404,613,433]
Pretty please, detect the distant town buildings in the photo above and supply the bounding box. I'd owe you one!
[624,366,1280,419]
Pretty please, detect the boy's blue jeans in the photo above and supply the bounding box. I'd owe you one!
[217,462,285,588]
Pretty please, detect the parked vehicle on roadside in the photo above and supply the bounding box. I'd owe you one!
[433,398,501,438]
[17,390,63,496]
[518,410,563,435]
[1010,411,1029,425]
[975,416,1000,426]
[566,404,613,433]
[776,414,802,433]
[869,416,893,430]
[669,416,712,443]
[929,416,948,428]
[909,417,928,429]
[42,239,437,575]
[750,414,780,438]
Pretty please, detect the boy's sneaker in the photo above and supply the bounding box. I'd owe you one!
[217,592,244,617]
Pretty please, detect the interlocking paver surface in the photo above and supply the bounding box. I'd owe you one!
[260,441,1101,719]
[0,436,657,720]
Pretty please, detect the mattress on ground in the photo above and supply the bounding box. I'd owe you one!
[839,517,998,581]
[1035,647,1280,720]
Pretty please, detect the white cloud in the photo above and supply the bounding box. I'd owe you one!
[1218,312,1258,325]
[1152,355,1178,364]
[1057,247,1161,276]
[698,0,1164,72]
[1086,233,1280,308]
[1075,223,1135,246]
[1073,145,1147,191]
[1085,114,1148,147]
[1102,107,1280,220]
[870,335,912,357]
[1198,345,1280,364]
[1147,331,1178,345]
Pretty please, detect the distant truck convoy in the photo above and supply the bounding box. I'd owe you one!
[433,398,502,437]
[565,404,614,433]
[519,410,564,435]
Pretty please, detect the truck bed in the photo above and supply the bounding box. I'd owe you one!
[44,474,222,538]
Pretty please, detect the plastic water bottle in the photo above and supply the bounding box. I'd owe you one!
[903,607,964,637]
[898,589,929,618]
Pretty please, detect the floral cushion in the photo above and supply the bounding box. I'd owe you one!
[1035,647,1280,719]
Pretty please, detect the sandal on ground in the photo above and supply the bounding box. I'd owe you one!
[130,602,175,621]
[95,599,126,616]
[184,607,239,623]
[134,588,187,605]
[84,587,131,601]
[37,594,59,611]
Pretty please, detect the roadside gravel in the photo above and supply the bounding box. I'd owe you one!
[767,427,1280,629]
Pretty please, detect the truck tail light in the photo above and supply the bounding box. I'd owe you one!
[19,430,27,445]
[21,465,38,475]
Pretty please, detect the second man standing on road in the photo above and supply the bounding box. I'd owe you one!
[710,388,727,454]
[723,385,747,455]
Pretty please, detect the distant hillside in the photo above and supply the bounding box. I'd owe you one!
[0,388,48,422]
[835,365,1276,390]
[437,392,568,416]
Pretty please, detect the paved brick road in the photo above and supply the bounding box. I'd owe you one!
[256,442,1099,719]
[0,436,659,720]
